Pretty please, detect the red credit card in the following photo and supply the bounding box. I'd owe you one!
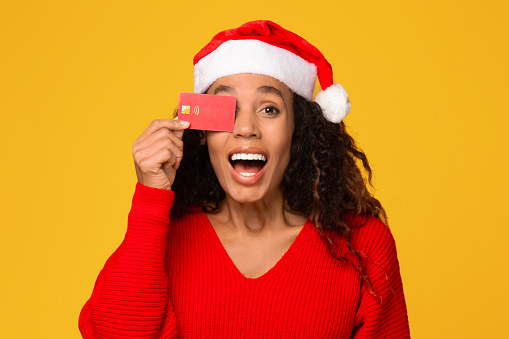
[177,92,236,132]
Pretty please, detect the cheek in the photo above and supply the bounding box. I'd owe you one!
[205,133,229,173]
[267,125,294,168]
[280,139,293,166]
[272,116,294,152]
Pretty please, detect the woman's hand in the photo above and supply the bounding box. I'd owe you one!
[132,119,190,190]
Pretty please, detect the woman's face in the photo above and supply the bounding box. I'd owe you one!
[205,73,294,204]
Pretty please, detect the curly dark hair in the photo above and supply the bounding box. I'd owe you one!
[171,93,387,295]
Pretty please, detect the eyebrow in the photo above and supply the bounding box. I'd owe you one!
[213,85,284,100]
[213,85,236,95]
[256,86,284,100]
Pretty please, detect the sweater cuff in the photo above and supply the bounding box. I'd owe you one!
[130,182,175,221]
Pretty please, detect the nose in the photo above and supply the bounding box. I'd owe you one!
[233,107,260,138]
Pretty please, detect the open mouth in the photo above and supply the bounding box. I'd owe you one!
[229,153,267,177]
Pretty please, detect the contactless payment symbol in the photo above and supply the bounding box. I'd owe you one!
[193,106,200,115]
[181,105,190,114]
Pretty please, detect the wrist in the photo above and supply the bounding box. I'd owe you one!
[131,182,175,218]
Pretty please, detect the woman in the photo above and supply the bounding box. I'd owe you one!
[79,21,410,338]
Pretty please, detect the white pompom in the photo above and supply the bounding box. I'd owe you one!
[314,83,351,123]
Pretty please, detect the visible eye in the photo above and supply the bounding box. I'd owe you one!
[259,105,281,116]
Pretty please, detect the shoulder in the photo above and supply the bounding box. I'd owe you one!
[346,215,410,335]
[346,215,394,249]
[346,214,401,278]
[346,214,396,253]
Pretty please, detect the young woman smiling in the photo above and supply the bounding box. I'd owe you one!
[80,21,410,338]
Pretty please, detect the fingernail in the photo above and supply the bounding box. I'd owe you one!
[180,121,190,127]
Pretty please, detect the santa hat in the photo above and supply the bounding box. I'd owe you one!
[193,20,351,123]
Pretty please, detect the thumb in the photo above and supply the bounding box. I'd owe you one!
[173,120,190,139]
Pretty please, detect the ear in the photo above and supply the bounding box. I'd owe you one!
[200,131,207,145]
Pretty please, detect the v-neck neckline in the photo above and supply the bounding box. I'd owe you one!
[201,211,312,283]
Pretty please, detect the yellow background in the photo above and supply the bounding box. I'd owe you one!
[1,1,507,337]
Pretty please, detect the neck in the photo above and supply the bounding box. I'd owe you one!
[210,189,305,233]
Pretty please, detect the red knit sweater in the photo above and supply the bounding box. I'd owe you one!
[79,183,410,338]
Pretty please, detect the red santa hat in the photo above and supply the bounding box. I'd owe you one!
[193,20,351,123]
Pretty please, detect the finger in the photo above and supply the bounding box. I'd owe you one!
[174,160,182,170]
[152,148,178,171]
[173,128,185,140]
[167,129,185,150]
[135,119,190,144]
[161,140,185,171]
[136,137,183,166]
[168,141,185,170]
[162,159,173,170]
[162,151,182,171]
[134,127,184,153]
[172,150,184,170]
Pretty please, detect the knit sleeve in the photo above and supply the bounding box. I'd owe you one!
[350,217,410,339]
[79,183,178,339]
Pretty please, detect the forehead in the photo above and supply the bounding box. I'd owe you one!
[207,73,293,97]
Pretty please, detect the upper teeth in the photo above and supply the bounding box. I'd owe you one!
[230,153,267,161]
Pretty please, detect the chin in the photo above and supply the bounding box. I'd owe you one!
[227,188,265,204]
[224,180,282,205]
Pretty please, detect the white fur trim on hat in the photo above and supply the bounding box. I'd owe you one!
[194,40,317,100]
[315,83,351,123]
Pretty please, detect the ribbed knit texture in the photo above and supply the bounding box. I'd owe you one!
[79,183,410,338]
